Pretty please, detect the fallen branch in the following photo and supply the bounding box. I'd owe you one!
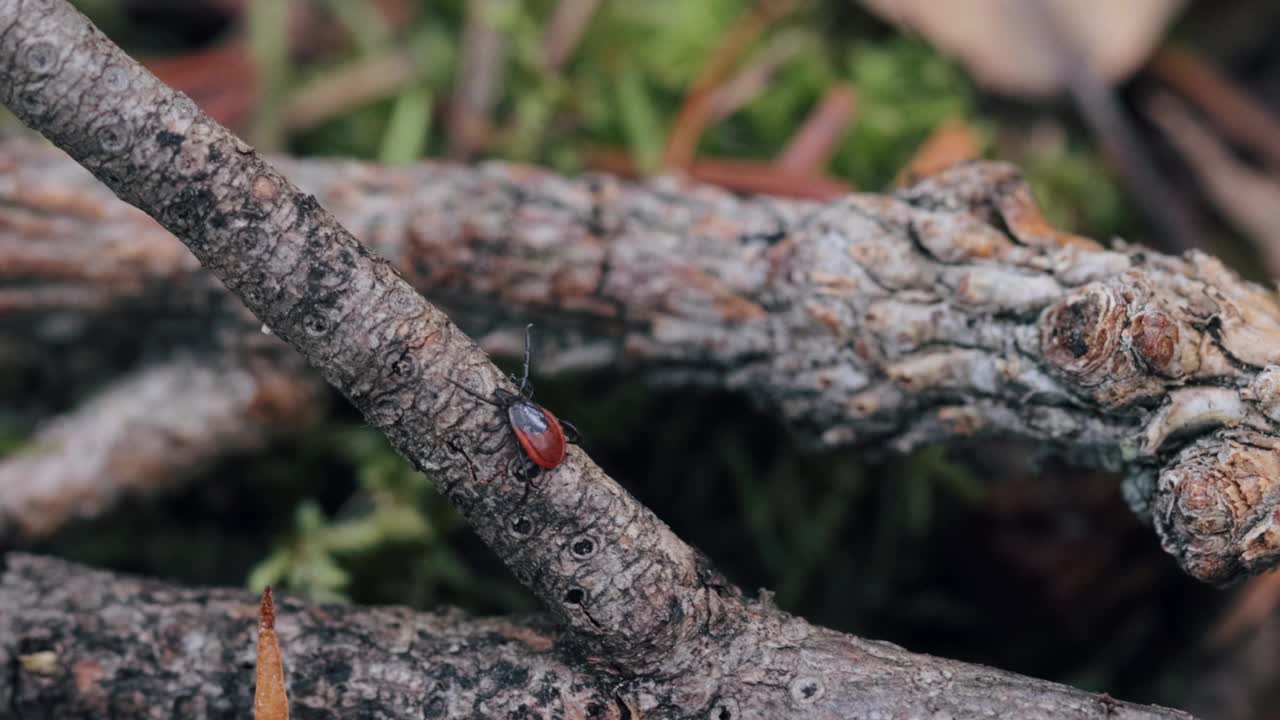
[0,1,1202,715]
[0,352,324,540]
[3,137,1280,583]
[0,553,1191,719]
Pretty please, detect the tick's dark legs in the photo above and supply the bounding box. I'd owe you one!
[510,374,535,401]
[473,424,510,455]
[517,323,534,396]
[512,459,543,505]
[562,419,582,445]
[447,377,499,406]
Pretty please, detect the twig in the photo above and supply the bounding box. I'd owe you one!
[448,0,509,158]
[1018,0,1203,253]
[707,28,810,122]
[662,0,801,170]
[280,48,418,132]
[541,0,600,72]
[1145,91,1280,276]
[253,587,290,720]
[1149,45,1280,174]
[1206,570,1280,651]
[775,83,857,177]
[893,118,981,187]
[1182,574,1280,719]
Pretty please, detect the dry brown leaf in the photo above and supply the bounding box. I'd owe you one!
[254,587,290,720]
[860,0,1185,96]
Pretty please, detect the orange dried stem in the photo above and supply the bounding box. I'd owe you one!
[254,587,290,720]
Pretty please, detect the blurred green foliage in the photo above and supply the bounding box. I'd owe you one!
[837,39,974,187]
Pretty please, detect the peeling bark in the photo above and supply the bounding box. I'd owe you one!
[0,554,1193,719]
[3,135,1280,583]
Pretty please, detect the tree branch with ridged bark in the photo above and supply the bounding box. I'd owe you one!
[4,130,1280,584]
[0,553,1189,720]
[0,1,1205,717]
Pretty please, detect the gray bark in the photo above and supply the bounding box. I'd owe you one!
[3,136,1280,584]
[0,553,1191,719]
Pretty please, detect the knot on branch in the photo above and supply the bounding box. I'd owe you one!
[1039,277,1202,409]
[1154,431,1280,584]
[1041,284,1126,382]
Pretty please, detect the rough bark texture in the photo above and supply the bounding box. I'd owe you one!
[4,133,1280,584]
[0,2,1210,716]
[1,0,713,675]
[0,353,324,539]
[0,554,1192,720]
[0,554,620,719]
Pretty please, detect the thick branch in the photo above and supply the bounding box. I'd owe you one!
[0,554,618,718]
[0,353,323,540]
[3,136,1280,584]
[0,554,1192,719]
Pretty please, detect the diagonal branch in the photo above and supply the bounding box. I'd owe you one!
[3,137,1280,584]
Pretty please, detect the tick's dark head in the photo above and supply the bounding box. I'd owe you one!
[492,388,523,408]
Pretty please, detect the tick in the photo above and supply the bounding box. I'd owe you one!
[450,324,580,474]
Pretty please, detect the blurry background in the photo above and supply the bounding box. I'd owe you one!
[5,1,1280,716]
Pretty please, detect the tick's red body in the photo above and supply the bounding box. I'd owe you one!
[451,325,579,473]
[500,389,568,469]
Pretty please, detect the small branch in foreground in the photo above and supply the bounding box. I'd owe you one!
[0,554,1193,719]
[6,0,710,672]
